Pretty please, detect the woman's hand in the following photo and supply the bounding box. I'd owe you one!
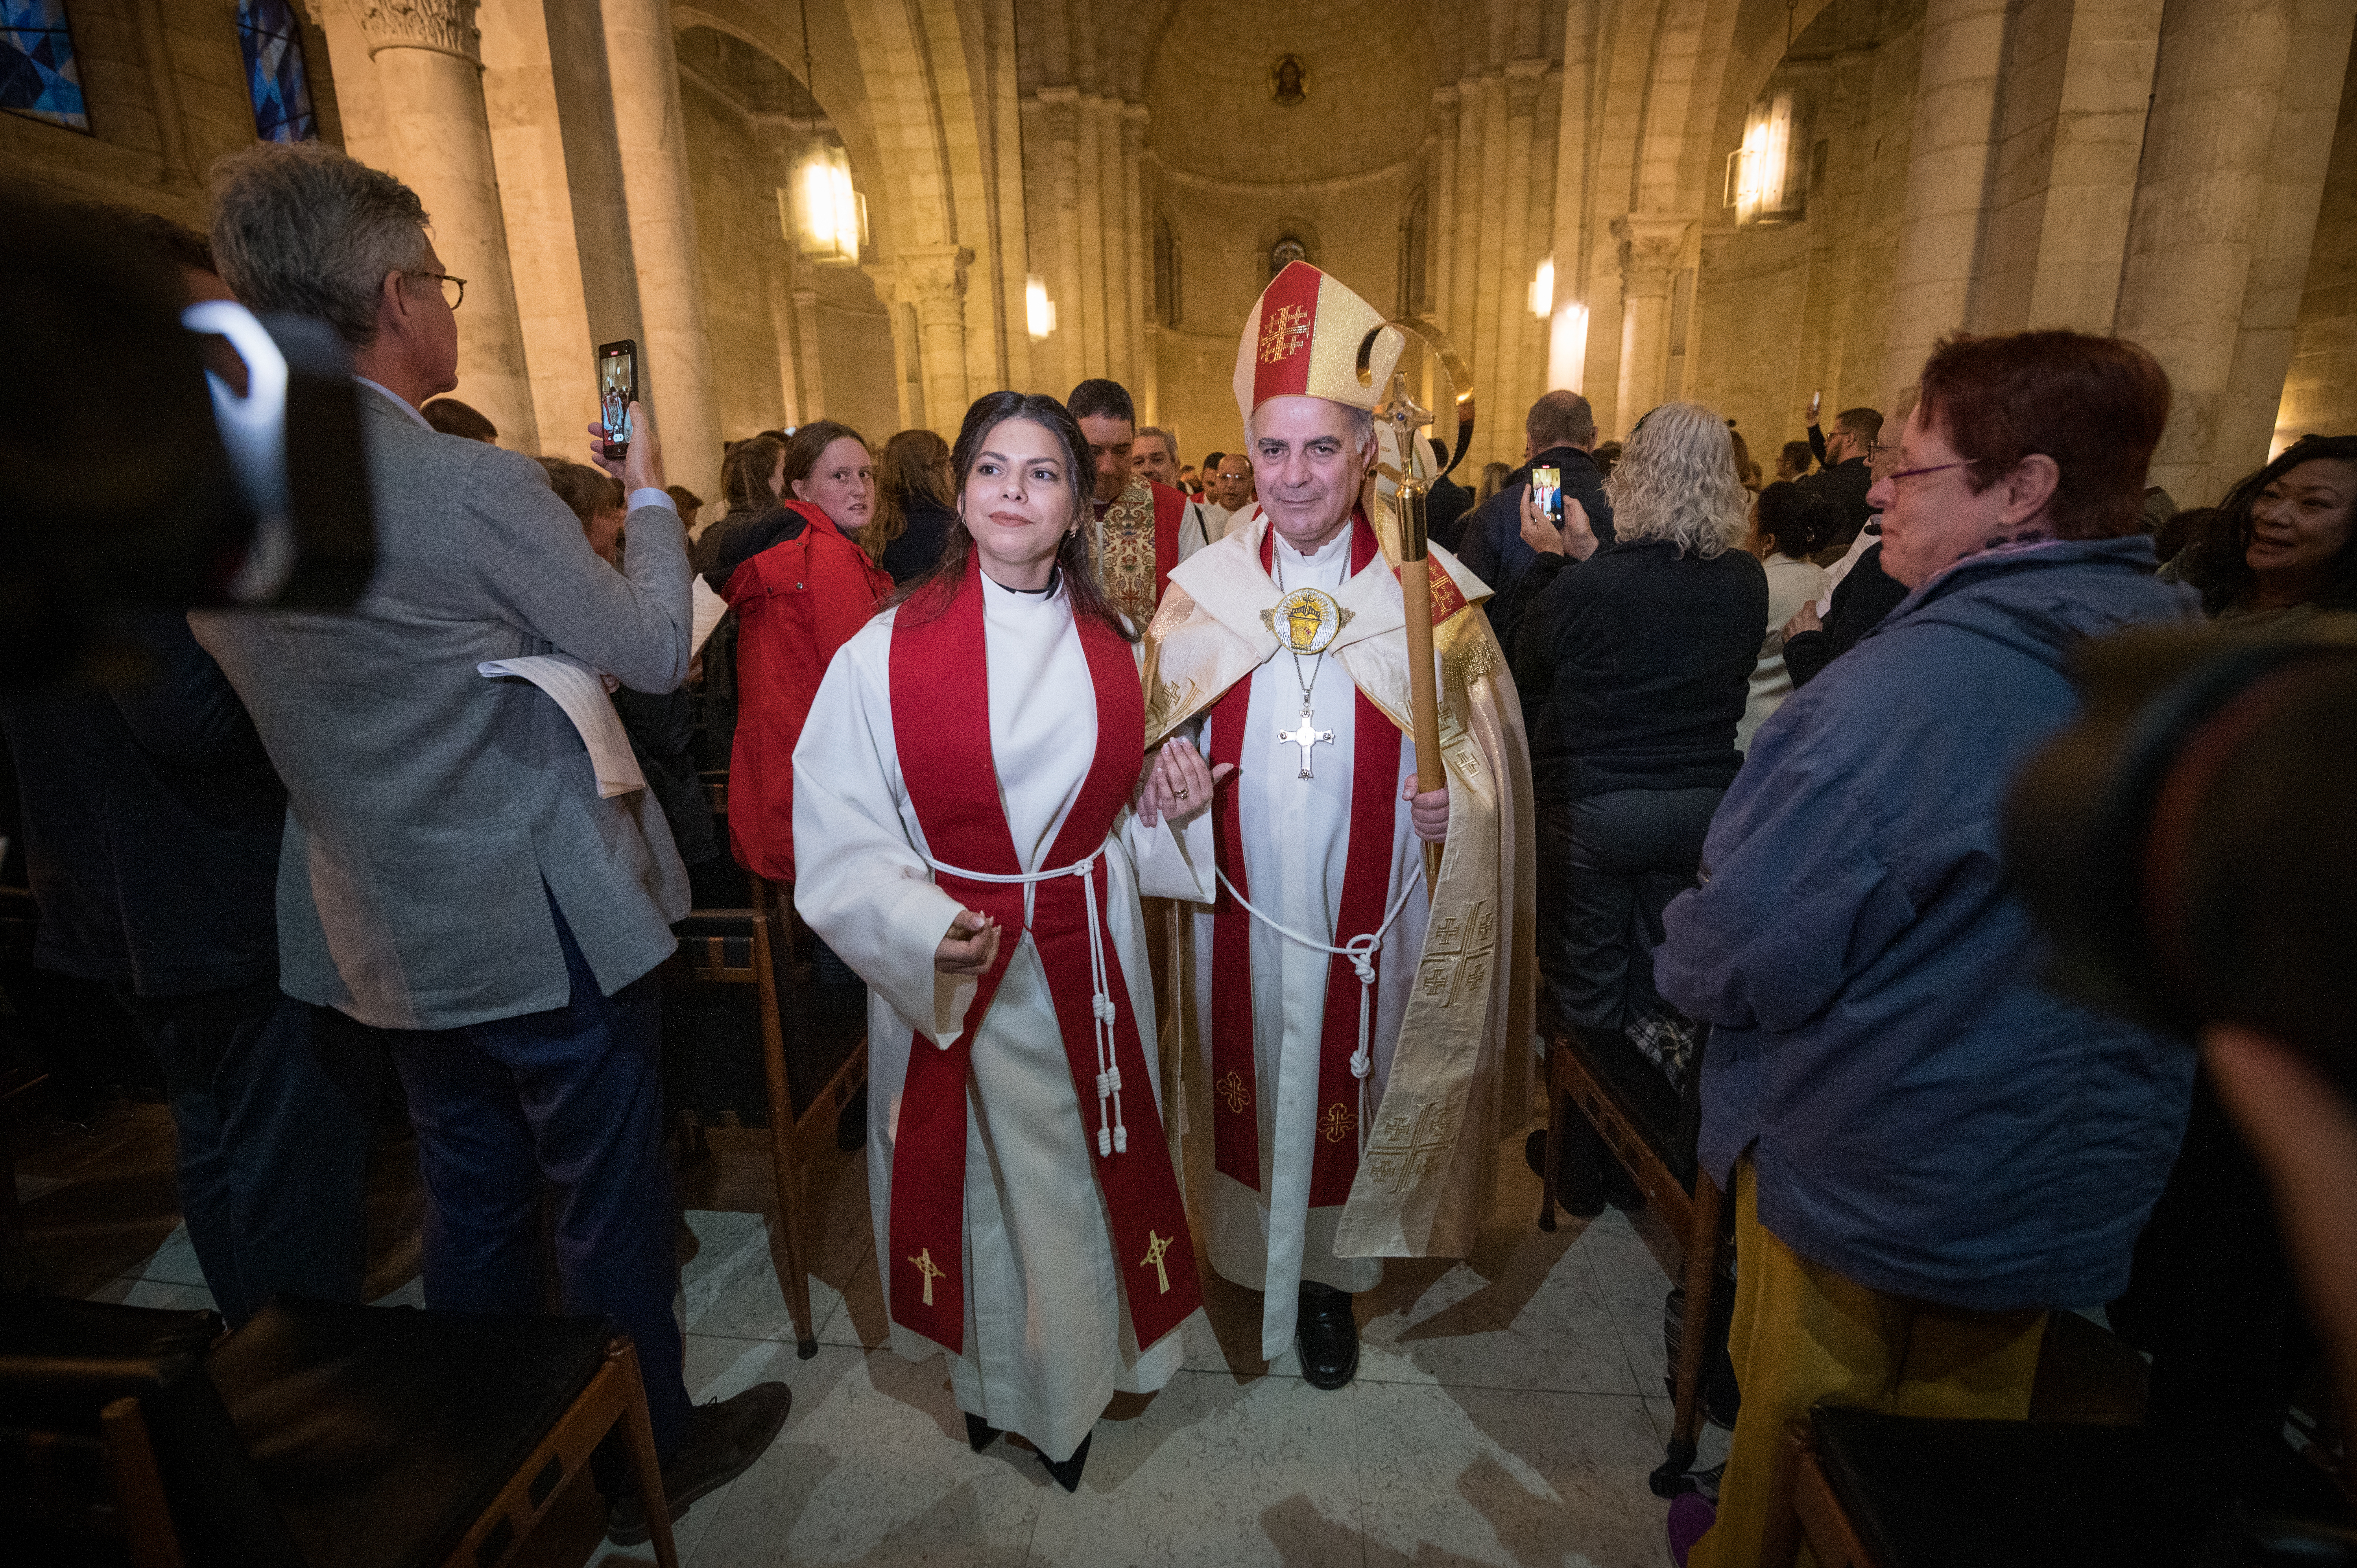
[1560,497,1599,560]
[1403,775,1450,843]
[1782,599,1824,639]
[934,909,1000,975]
[1138,737,1234,827]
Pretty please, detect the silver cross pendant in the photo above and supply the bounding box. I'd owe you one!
[1279,705,1335,778]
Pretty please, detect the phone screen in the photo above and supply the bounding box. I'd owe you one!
[1531,465,1562,522]
[597,339,637,458]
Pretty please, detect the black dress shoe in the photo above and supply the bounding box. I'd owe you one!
[1296,1281,1358,1391]
[1039,1431,1091,1492]
[607,1382,792,1545]
[964,1412,1000,1453]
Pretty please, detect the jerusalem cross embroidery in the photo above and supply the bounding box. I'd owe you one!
[1260,303,1312,364]
[1416,897,1495,1007]
[1362,1103,1462,1193]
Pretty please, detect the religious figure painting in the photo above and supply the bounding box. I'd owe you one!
[1270,53,1307,106]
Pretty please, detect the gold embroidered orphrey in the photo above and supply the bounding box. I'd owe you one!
[1091,475,1163,627]
[908,1246,947,1308]
[1140,1229,1174,1294]
[1138,495,1537,1262]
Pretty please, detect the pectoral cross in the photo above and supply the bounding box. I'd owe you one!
[1139,1230,1173,1295]
[908,1247,947,1308]
[1279,705,1334,778]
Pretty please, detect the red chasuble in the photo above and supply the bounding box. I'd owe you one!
[1206,512,1404,1207]
[883,557,1202,1354]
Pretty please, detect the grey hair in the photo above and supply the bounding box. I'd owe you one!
[1604,402,1751,559]
[208,142,432,350]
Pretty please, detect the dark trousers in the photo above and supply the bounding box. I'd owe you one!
[1536,786,1723,1033]
[382,904,693,1459]
[115,980,372,1327]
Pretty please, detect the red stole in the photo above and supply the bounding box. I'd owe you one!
[1207,514,1404,1206]
[1146,480,1187,601]
[883,557,1202,1354]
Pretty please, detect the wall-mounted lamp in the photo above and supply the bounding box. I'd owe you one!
[783,140,866,265]
[1026,275,1057,340]
[1725,92,1807,228]
[1529,258,1555,319]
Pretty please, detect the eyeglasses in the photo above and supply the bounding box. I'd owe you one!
[1881,459,1972,486]
[414,270,467,310]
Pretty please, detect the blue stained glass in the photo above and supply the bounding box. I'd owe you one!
[1,0,90,133]
[237,0,315,143]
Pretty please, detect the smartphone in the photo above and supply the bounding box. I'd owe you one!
[597,339,637,459]
[1530,465,1563,522]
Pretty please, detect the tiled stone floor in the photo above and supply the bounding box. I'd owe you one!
[18,1082,1693,1568]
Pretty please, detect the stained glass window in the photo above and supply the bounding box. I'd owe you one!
[237,0,315,143]
[1,0,89,133]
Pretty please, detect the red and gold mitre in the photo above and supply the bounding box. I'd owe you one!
[1233,260,1405,429]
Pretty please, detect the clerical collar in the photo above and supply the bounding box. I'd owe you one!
[1274,528,1352,568]
[982,563,1062,598]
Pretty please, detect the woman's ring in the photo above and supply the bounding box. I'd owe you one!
[1175,788,1188,799]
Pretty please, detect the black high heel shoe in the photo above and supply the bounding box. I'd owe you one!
[964,1413,1000,1453]
[1038,1432,1091,1493]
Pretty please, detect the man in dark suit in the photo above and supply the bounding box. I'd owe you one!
[0,210,374,1328]
[1423,436,1477,554]
[193,142,786,1549]
[1799,399,1883,562]
[1458,390,1618,661]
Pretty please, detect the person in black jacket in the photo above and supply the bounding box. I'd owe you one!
[1783,526,1909,687]
[1460,390,1618,658]
[1798,397,1882,562]
[1510,402,1766,1205]
[1423,435,1477,553]
[871,427,959,585]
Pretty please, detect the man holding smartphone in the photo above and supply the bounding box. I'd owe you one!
[1460,390,1618,660]
[193,141,789,1548]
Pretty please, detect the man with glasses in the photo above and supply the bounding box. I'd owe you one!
[191,141,789,1548]
[1797,395,1883,562]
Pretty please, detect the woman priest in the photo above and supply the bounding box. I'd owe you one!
[792,392,1213,1490]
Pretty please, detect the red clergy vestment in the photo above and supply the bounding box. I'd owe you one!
[883,557,1202,1354]
[1207,512,1404,1207]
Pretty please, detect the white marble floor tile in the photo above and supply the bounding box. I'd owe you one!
[1355,1381,1671,1568]
[685,1345,1046,1566]
[1578,1208,1683,1401]
[1021,1368,1362,1568]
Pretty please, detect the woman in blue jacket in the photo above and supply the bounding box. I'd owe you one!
[1656,332,2203,1568]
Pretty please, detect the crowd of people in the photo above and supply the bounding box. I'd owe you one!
[6,135,2355,1563]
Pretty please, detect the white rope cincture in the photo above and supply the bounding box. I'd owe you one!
[924,850,1129,1158]
[1213,867,1418,1157]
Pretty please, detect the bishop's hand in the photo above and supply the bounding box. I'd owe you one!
[934,908,1000,976]
[1403,775,1450,843]
[1137,737,1233,828]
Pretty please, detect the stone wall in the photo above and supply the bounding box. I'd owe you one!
[2276,34,2357,449]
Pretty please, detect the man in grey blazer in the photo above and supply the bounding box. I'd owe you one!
[193,142,786,1546]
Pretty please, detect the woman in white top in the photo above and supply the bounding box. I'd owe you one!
[1735,482,1834,754]
[792,391,1214,1490]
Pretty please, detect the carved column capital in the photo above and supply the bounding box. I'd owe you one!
[902,245,975,326]
[359,0,480,63]
[1505,58,1548,120]
[1033,85,1080,142]
[1430,84,1460,133]
[1611,215,1689,298]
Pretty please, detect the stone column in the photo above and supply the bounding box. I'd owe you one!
[601,0,720,498]
[1429,88,1460,333]
[360,0,539,450]
[1037,87,1085,394]
[1501,61,1546,414]
[1877,0,2010,400]
[904,246,974,441]
[2112,0,2305,500]
[1122,105,1149,395]
[1611,216,1685,432]
[792,287,827,421]
[1471,77,1510,443]
[1451,79,1485,361]
[2019,0,2166,331]
[1076,97,1111,382]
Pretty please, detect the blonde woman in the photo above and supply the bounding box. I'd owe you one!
[1473,459,1512,506]
[1508,402,1768,1199]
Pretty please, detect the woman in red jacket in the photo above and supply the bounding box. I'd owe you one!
[711,420,896,885]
